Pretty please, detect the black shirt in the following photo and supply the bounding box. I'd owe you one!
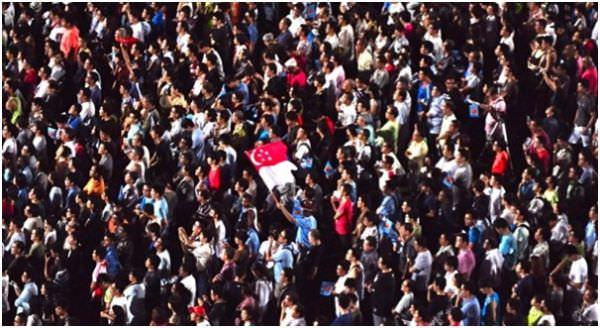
[209,300,233,326]
[372,270,396,316]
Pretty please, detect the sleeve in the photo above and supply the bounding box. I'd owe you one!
[571,263,585,284]
[272,248,284,262]
[296,217,310,229]
[394,294,411,313]
[413,254,427,272]
[499,238,510,255]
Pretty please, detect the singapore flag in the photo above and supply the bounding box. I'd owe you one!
[245,141,297,190]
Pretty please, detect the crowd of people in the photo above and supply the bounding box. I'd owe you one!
[2,2,599,326]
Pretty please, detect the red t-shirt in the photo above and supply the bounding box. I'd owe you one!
[335,198,354,236]
[535,147,551,173]
[286,70,307,89]
[491,150,509,176]
[208,166,221,191]
[60,26,80,59]
[580,67,598,95]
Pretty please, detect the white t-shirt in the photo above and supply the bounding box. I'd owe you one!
[324,34,339,49]
[2,137,17,157]
[130,22,145,43]
[286,15,306,37]
[80,101,96,122]
[568,257,588,293]
[34,79,50,98]
[110,295,128,324]
[177,33,191,53]
[157,249,171,273]
[583,303,599,323]
[181,274,197,307]
[338,102,357,127]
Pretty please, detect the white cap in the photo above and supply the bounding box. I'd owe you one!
[285,58,298,68]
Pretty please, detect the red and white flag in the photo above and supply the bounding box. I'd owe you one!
[245,141,297,190]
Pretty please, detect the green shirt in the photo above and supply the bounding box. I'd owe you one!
[377,120,399,151]
[8,95,22,124]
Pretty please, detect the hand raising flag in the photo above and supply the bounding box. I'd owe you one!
[245,141,297,190]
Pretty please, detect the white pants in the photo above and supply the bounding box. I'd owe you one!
[569,126,590,147]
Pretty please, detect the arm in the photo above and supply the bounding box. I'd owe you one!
[333,205,342,220]
[119,43,133,73]
[274,194,297,225]
[541,71,558,91]
[550,257,570,276]
[265,238,275,262]
[491,299,497,323]
[586,111,597,131]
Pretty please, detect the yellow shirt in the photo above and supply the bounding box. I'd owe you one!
[84,177,106,196]
[406,139,429,160]
[543,189,559,206]
[357,49,373,72]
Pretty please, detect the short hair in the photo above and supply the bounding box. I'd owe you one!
[565,245,579,256]
[147,254,160,268]
[493,218,509,230]
[344,277,357,289]
[224,246,235,260]
[445,256,458,269]
[365,236,377,248]
[449,307,463,321]
[338,293,351,310]
[461,281,477,294]
[282,267,294,281]
[338,260,350,273]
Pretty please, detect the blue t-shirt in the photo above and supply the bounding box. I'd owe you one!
[461,296,481,326]
[153,197,169,222]
[518,180,536,201]
[499,233,517,266]
[331,313,354,326]
[417,83,431,112]
[378,217,398,244]
[585,220,597,250]
[246,228,260,256]
[294,215,317,248]
[272,245,294,283]
[468,226,481,247]
[377,195,396,220]
[481,292,501,324]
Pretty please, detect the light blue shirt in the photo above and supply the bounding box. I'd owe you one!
[272,245,294,283]
[460,296,481,326]
[585,220,597,250]
[294,215,317,248]
[14,282,38,313]
[246,228,260,256]
[499,233,516,267]
[153,197,169,222]
[376,195,396,220]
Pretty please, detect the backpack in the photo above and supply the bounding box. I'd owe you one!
[297,142,320,172]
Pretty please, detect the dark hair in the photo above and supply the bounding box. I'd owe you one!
[338,260,350,273]
[449,307,463,321]
[147,254,160,268]
[445,256,458,269]
[565,245,579,256]
[493,218,509,230]
[338,293,351,310]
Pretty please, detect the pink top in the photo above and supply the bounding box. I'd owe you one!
[92,260,108,283]
[457,248,475,279]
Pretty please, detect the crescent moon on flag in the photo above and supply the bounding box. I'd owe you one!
[249,150,262,167]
